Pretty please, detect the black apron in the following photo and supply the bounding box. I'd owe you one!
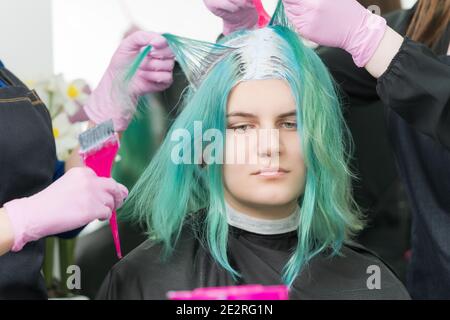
[0,63,56,299]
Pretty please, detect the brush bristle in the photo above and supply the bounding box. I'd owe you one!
[79,119,116,153]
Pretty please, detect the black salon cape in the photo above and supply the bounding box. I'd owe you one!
[97,213,409,300]
[318,8,450,299]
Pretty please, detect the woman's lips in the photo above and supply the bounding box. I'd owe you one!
[252,167,289,177]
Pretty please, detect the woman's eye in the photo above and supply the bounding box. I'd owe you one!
[230,124,254,133]
[281,121,297,130]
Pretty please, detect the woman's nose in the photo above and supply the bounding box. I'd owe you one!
[257,128,281,158]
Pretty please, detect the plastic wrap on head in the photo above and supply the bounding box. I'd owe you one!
[121,0,296,97]
[222,28,290,82]
[162,34,236,90]
[158,0,296,90]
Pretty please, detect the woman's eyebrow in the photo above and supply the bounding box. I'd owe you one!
[277,110,297,118]
[227,110,297,119]
[226,112,257,118]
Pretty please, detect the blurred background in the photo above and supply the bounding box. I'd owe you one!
[1,0,417,85]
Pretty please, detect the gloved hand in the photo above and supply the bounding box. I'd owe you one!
[3,167,128,252]
[84,31,175,132]
[203,0,259,35]
[282,0,387,67]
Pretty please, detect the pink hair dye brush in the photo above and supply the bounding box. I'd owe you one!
[79,119,122,259]
[253,0,271,28]
[167,285,289,300]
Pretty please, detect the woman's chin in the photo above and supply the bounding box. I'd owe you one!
[246,190,298,208]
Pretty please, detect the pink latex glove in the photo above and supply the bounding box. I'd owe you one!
[282,0,387,67]
[84,31,175,132]
[203,0,259,35]
[3,168,128,252]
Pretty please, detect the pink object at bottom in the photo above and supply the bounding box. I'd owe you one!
[167,284,289,300]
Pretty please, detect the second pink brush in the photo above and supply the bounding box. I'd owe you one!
[253,0,271,28]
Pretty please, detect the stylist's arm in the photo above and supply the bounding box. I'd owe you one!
[281,0,404,77]
[0,167,128,256]
[282,0,450,149]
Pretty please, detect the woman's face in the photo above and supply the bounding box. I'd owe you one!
[223,79,306,219]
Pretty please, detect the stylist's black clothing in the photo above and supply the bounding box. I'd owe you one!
[379,27,450,150]
[380,48,449,150]
[381,40,450,300]
[0,63,56,299]
[97,212,410,300]
[319,8,450,299]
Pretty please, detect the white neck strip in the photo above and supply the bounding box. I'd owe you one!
[225,202,300,235]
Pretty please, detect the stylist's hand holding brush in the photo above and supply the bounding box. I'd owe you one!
[0,167,128,255]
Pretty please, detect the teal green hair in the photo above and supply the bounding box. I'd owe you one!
[120,3,363,287]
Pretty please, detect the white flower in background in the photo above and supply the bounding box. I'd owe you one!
[27,74,91,161]
[32,75,90,117]
[56,77,90,116]
[52,113,84,161]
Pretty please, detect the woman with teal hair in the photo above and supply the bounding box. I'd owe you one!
[97,3,409,300]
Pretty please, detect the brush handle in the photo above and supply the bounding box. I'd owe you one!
[253,0,270,28]
[81,138,123,259]
[110,211,122,259]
